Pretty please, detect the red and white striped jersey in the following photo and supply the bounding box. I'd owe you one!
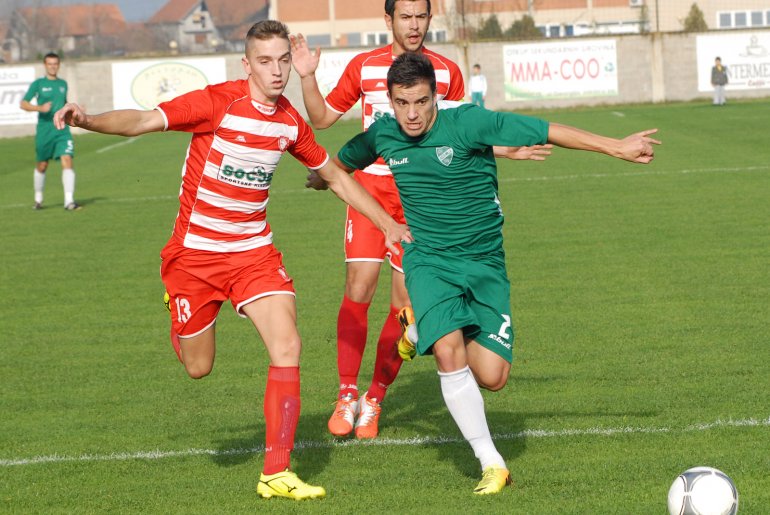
[157,79,328,253]
[325,44,465,176]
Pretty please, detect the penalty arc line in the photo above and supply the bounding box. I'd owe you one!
[2,416,768,468]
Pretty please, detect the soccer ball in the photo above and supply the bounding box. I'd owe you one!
[667,466,739,515]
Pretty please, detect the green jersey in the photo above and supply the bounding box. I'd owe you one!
[338,103,549,254]
[23,77,68,125]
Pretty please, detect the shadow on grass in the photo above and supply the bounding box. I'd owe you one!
[203,357,658,484]
[208,416,335,482]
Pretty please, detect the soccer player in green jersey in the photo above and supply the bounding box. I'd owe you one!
[334,52,661,495]
[21,52,80,211]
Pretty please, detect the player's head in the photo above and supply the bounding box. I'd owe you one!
[385,0,432,55]
[715,57,721,64]
[245,20,290,53]
[473,64,481,73]
[387,52,437,137]
[242,20,292,104]
[385,0,431,17]
[43,52,60,78]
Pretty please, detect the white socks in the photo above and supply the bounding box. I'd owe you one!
[34,169,45,204]
[438,366,506,471]
[33,168,76,206]
[62,168,75,206]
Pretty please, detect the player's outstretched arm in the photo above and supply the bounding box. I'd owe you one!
[289,33,341,129]
[548,123,661,164]
[494,144,553,161]
[316,157,413,253]
[54,103,165,137]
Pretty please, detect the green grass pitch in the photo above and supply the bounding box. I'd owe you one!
[1,99,769,513]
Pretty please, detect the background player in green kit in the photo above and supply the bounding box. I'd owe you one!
[334,52,661,495]
[21,52,81,211]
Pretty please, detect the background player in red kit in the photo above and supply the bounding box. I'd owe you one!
[290,0,465,440]
[54,20,410,501]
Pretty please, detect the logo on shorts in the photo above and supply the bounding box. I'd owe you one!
[346,219,353,243]
[278,266,290,281]
[436,146,454,166]
[487,333,512,349]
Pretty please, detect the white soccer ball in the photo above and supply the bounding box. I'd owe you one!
[667,466,739,515]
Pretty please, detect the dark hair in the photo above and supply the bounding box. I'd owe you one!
[43,52,60,62]
[387,52,436,95]
[245,20,289,52]
[385,0,431,18]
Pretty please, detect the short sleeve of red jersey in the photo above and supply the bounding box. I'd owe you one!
[156,87,217,133]
[289,115,329,170]
[445,61,465,101]
[324,54,364,114]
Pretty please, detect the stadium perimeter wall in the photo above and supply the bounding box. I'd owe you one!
[2,30,769,139]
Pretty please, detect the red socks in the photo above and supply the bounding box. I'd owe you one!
[337,297,404,402]
[336,295,369,399]
[263,365,300,475]
[367,305,403,402]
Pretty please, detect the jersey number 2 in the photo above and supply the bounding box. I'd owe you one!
[498,314,512,339]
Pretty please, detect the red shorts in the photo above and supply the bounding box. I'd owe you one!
[345,172,406,271]
[160,239,294,337]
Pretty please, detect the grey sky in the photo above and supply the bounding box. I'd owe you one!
[1,0,168,23]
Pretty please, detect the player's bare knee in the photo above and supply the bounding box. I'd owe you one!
[184,360,213,379]
[266,337,302,366]
[479,376,508,392]
[473,368,509,391]
[344,280,377,303]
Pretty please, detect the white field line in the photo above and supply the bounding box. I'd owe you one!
[2,416,768,468]
[95,137,138,153]
[498,164,770,183]
[2,164,768,211]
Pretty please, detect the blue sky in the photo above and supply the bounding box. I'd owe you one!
[2,0,168,22]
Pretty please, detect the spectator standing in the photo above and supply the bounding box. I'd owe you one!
[469,63,487,108]
[711,57,728,106]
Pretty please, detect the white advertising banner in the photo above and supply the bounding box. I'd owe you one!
[503,39,618,102]
[696,32,770,92]
[314,49,362,109]
[0,67,37,125]
[111,58,227,110]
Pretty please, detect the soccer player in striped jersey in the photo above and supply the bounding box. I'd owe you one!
[335,51,660,494]
[54,20,411,502]
[289,0,465,441]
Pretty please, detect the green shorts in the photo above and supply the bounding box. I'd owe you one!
[403,245,514,363]
[35,124,74,163]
